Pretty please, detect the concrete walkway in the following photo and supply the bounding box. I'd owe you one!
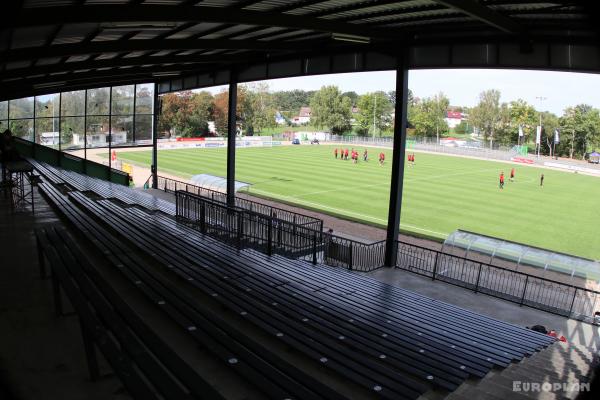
[368,267,600,350]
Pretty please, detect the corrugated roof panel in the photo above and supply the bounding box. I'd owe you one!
[174,50,202,56]
[144,0,183,4]
[244,0,291,12]
[85,0,131,4]
[260,29,312,41]
[152,50,175,56]
[381,15,472,28]
[5,61,32,70]
[11,26,57,49]
[232,26,287,40]
[167,23,227,39]
[92,33,125,42]
[323,2,451,20]
[287,0,437,16]
[66,55,92,62]
[286,32,329,42]
[121,52,149,59]
[512,13,587,21]
[23,0,77,7]
[200,0,239,7]
[52,24,100,45]
[203,24,259,39]
[35,57,62,66]
[489,2,565,12]
[130,31,163,40]
[95,53,120,60]
[350,8,460,24]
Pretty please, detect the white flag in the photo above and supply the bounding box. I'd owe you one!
[554,128,560,144]
[536,126,542,144]
[518,125,524,137]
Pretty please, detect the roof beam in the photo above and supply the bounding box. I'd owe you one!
[0,38,313,63]
[432,0,523,33]
[1,53,252,80]
[1,65,198,87]
[7,4,389,39]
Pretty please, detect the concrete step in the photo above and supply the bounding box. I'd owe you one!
[441,341,599,400]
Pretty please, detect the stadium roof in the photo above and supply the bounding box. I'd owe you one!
[1,1,598,99]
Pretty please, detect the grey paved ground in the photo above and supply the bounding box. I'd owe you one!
[368,267,600,350]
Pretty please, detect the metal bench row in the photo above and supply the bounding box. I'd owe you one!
[38,181,353,400]
[53,186,556,398]
[72,193,432,399]
[35,226,224,400]
[101,196,555,358]
[29,158,175,215]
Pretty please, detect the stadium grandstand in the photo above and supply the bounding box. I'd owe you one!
[1,1,599,400]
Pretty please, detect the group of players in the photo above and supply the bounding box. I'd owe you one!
[499,168,545,189]
[334,147,416,167]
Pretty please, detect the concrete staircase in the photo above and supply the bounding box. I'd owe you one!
[439,341,598,400]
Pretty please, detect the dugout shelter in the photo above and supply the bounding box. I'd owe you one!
[444,229,600,282]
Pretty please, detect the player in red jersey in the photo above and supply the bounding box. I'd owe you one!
[344,148,349,160]
[510,168,515,182]
[379,152,385,166]
[499,172,505,189]
[334,148,338,159]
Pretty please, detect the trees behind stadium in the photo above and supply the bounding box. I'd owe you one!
[155,83,600,159]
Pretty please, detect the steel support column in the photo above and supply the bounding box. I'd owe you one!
[226,70,238,207]
[384,53,410,268]
[151,83,159,189]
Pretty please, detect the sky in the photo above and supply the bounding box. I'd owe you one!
[208,69,600,115]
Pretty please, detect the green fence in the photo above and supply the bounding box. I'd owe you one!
[13,138,129,186]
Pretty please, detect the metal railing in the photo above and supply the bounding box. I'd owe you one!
[396,241,600,323]
[159,175,323,231]
[316,234,386,272]
[175,190,384,272]
[175,188,600,323]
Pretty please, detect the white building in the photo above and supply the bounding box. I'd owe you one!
[39,131,60,146]
[72,131,128,146]
[445,111,464,129]
[292,107,311,125]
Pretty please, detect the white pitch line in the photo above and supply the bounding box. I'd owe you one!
[249,189,447,237]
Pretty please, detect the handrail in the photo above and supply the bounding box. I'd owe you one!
[159,175,322,229]
[396,239,600,294]
[175,190,384,272]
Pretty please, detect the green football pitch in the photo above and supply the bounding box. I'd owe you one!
[114,145,600,260]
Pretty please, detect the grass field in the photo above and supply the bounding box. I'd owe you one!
[114,145,600,260]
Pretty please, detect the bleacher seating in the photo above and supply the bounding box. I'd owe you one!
[36,226,224,400]
[28,158,175,215]
[34,163,558,399]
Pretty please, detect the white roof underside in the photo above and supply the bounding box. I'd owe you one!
[445,230,600,281]
[189,174,250,194]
